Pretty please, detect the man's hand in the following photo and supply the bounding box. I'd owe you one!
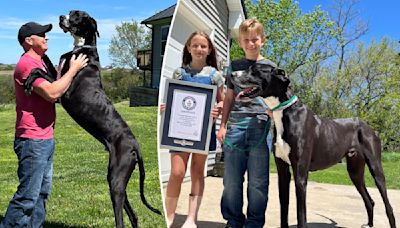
[69,53,88,76]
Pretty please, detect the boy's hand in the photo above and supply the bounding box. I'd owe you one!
[266,109,273,118]
[217,127,226,144]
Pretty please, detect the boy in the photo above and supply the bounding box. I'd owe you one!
[217,18,276,228]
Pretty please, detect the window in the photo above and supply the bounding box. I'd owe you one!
[161,25,170,56]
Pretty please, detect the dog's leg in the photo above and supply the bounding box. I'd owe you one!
[124,198,138,227]
[292,160,309,228]
[357,125,396,228]
[363,147,396,227]
[346,149,375,227]
[275,155,291,228]
[369,163,397,228]
[264,97,291,164]
[107,151,137,228]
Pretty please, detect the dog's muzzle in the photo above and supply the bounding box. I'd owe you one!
[59,15,70,33]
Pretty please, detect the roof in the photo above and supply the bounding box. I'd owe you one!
[141,4,176,25]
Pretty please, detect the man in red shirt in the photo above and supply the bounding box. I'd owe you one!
[0,22,87,228]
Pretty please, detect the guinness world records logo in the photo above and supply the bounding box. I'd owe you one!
[182,96,196,110]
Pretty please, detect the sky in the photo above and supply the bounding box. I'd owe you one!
[0,0,176,67]
[1,0,399,66]
[299,0,400,45]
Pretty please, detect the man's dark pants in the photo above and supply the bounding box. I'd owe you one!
[1,137,54,228]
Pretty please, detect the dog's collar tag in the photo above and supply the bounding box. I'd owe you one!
[271,95,298,111]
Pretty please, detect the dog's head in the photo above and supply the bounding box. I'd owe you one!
[59,10,99,47]
[234,63,290,101]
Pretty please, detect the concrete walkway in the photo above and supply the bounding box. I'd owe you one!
[166,174,400,228]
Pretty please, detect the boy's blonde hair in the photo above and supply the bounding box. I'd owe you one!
[239,17,265,41]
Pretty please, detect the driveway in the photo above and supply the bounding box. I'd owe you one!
[167,173,400,228]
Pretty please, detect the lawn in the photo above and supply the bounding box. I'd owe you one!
[0,102,165,227]
[269,151,400,190]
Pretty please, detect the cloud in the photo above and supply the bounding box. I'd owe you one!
[0,17,32,30]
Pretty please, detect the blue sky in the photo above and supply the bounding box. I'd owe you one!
[0,0,176,66]
[299,0,400,44]
[1,0,399,66]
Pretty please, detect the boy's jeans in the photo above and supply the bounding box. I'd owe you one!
[1,137,54,228]
[221,117,270,228]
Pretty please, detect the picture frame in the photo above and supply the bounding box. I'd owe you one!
[160,78,217,154]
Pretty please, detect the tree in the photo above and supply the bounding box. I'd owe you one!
[237,0,336,75]
[327,0,368,112]
[234,0,336,113]
[346,39,400,150]
[108,20,151,69]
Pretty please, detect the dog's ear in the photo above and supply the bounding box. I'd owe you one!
[273,68,290,87]
[89,17,100,38]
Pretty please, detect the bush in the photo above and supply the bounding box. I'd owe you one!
[101,68,143,102]
[0,64,15,71]
[0,75,15,104]
[0,68,145,105]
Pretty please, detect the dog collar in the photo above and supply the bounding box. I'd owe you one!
[271,95,298,111]
[73,45,96,50]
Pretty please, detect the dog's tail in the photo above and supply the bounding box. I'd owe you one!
[137,152,162,215]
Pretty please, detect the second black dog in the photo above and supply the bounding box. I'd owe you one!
[233,63,396,228]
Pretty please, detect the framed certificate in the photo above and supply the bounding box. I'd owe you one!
[160,78,217,154]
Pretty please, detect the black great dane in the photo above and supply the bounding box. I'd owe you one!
[25,10,161,228]
[233,63,396,228]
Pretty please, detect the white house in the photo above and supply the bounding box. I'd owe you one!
[158,0,247,183]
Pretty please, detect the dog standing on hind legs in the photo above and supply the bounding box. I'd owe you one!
[233,63,396,228]
[56,10,161,228]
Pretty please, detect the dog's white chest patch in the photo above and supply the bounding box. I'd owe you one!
[264,97,291,164]
[73,35,85,46]
[232,70,245,77]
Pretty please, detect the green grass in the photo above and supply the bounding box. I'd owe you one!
[269,152,400,190]
[0,102,165,227]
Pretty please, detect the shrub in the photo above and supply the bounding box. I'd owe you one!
[101,68,143,102]
[0,74,15,104]
[0,68,146,105]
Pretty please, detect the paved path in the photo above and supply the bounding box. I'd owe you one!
[166,174,400,228]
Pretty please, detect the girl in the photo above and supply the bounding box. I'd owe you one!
[161,31,224,228]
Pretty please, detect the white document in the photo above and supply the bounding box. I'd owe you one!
[168,89,207,141]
